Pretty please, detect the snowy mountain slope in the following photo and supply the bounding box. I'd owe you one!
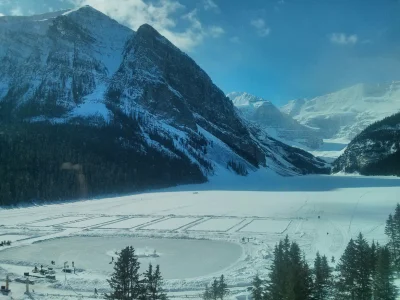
[228,92,323,149]
[281,82,400,140]
[0,6,329,204]
[333,112,400,176]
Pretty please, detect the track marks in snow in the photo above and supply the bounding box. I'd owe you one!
[348,191,369,233]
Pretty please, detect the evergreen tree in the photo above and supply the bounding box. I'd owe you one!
[203,285,211,300]
[142,263,154,300]
[372,246,397,300]
[369,241,378,280]
[265,242,285,300]
[321,255,332,299]
[142,264,167,300]
[385,214,396,258]
[217,275,229,300]
[393,204,400,270]
[211,279,219,300]
[152,265,167,300]
[265,238,313,300]
[251,275,263,300]
[106,246,141,300]
[335,239,357,300]
[354,233,372,300]
[313,252,332,300]
[299,257,314,300]
[284,242,313,300]
[385,204,400,271]
[336,234,373,300]
[314,252,323,299]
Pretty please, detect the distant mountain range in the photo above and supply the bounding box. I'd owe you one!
[0,6,329,205]
[281,82,400,141]
[228,92,323,149]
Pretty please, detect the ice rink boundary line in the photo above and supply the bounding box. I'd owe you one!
[23,214,94,226]
[23,215,63,225]
[233,219,254,232]
[98,216,162,229]
[180,217,213,231]
[90,217,131,229]
[187,218,245,233]
[174,218,205,231]
[26,215,96,227]
[52,215,99,226]
[62,217,127,229]
[134,216,170,230]
[236,219,293,235]
[225,219,247,232]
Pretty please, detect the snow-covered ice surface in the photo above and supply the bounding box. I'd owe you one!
[308,138,349,163]
[0,236,242,280]
[1,168,400,299]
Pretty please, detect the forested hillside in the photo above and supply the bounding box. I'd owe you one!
[0,119,205,205]
[333,112,400,176]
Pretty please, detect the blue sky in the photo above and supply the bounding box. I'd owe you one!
[1,0,399,105]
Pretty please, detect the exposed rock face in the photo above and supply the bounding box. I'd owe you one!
[108,24,266,167]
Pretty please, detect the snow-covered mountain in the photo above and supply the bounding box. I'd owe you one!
[0,7,329,204]
[333,111,400,176]
[281,83,400,141]
[228,92,322,149]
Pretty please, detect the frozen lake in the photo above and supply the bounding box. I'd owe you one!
[0,236,243,279]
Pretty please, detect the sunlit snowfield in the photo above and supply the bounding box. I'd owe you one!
[1,168,400,299]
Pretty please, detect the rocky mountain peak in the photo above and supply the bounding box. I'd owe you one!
[281,82,400,140]
[228,92,270,106]
[0,7,330,205]
[229,92,323,149]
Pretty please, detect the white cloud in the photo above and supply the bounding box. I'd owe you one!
[329,33,358,45]
[0,12,4,16]
[229,36,240,43]
[251,18,270,37]
[10,6,23,16]
[209,26,224,38]
[71,0,224,51]
[274,0,285,11]
[203,0,219,12]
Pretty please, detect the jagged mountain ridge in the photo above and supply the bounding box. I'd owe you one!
[281,82,400,141]
[0,6,329,204]
[332,112,400,176]
[228,92,323,149]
